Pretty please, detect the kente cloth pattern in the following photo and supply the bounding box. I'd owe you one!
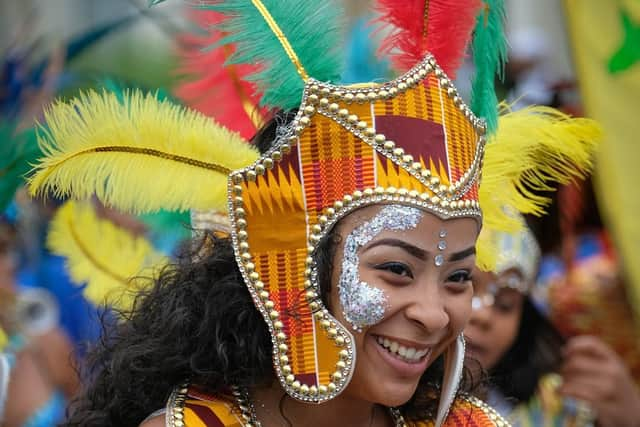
[233,58,483,400]
[166,384,508,426]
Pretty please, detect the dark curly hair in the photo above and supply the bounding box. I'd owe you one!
[63,111,477,426]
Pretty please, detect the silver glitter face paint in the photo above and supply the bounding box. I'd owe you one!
[338,205,423,332]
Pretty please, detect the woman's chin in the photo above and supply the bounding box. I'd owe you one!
[370,380,421,407]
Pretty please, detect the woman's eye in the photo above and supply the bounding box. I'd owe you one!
[448,270,472,283]
[375,262,413,278]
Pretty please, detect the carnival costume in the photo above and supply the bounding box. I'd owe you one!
[27,0,601,425]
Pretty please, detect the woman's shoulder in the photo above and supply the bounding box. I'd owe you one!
[408,394,511,427]
[161,383,245,427]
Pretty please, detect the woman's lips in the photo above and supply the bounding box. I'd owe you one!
[371,334,432,377]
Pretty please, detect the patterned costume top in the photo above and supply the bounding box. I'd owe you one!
[164,384,510,427]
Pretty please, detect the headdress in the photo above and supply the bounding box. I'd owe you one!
[28,0,600,412]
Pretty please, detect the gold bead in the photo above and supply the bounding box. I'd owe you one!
[338,108,349,118]
[300,384,309,394]
[333,200,344,210]
[421,169,431,178]
[239,242,249,251]
[255,164,265,175]
[311,224,322,233]
[386,187,397,195]
[332,372,343,381]
[282,364,292,374]
[352,190,362,199]
[365,127,376,137]
[321,87,331,96]
[429,176,440,186]
[398,82,408,91]
[263,158,274,169]
[430,196,441,204]
[318,385,328,394]
[276,331,285,340]
[309,386,318,395]
[374,134,386,143]
[392,147,405,157]
[367,92,377,101]
[344,93,354,102]
[292,380,301,390]
[383,140,395,150]
[246,170,257,181]
[286,374,295,384]
[379,89,389,98]
[389,87,398,96]
[339,349,349,359]
[237,219,248,229]
[336,360,346,369]
[363,188,374,196]
[259,290,269,300]
[320,319,331,329]
[308,94,319,103]
[272,151,282,160]
[328,383,337,392]
[265,300,275,309]
[438,184,448,193]
[319,98,329,107]
[328,328,338,337]
[269,310,280,320]
[402,154,414,164]
[235,208,246,217]
[347,114,358,124]
[318,215,328,224]
[299,116,310,126]
[274,320,284,330]
[309,301,319,311]
[356,121,367,130]
[280,143,291,154]
[249,272,260,281]
[325,207,335,216]
[237,230,248,241]
[279,343,288,353]
[304,105,315,115]
[329,103,339,112]
[335,336,345,346]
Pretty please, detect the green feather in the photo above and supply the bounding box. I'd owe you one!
[199,0,344,109]
[470,0,507,135]
[0,122,40,211]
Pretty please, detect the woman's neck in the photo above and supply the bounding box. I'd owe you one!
[251,382,393,427]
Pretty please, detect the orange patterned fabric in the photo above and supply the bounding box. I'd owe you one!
[168,386,507,426]
[229,55,485,402]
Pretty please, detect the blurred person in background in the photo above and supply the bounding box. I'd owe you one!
[0,215,79,427]
[465,208,640,427]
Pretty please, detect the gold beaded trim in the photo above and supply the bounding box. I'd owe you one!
[168,384,188,427]
[462,395,512,427]
[227,53,484,404]
[228,176,356,402]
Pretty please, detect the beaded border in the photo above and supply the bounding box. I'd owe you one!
[461,395,512,427]
[167,384,188,427]
[227,53,484,404]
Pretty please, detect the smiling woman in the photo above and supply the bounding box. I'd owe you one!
[24,0,601,426]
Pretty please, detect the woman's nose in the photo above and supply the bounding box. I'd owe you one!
[404,288,449,333]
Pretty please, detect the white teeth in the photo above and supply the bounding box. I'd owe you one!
[375,336,429,362]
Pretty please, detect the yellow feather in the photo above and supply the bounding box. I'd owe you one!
[476,105,602,270]
[0,327,7,351]
[47,200,168,312]
[30,90,259,214]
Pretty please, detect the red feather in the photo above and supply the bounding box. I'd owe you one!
[375,0,483,78]
[174,9,267,140]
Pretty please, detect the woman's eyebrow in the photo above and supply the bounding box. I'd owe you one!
[362,239,476,263]
[447,246,476,262]
[362,238,428,260]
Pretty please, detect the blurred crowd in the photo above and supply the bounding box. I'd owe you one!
[1,1,638,426]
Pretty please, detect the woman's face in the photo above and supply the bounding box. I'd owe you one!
[327,204,477,407]
[464,268,525,373]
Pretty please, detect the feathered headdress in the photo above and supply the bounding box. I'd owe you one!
[29,0,600,413]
